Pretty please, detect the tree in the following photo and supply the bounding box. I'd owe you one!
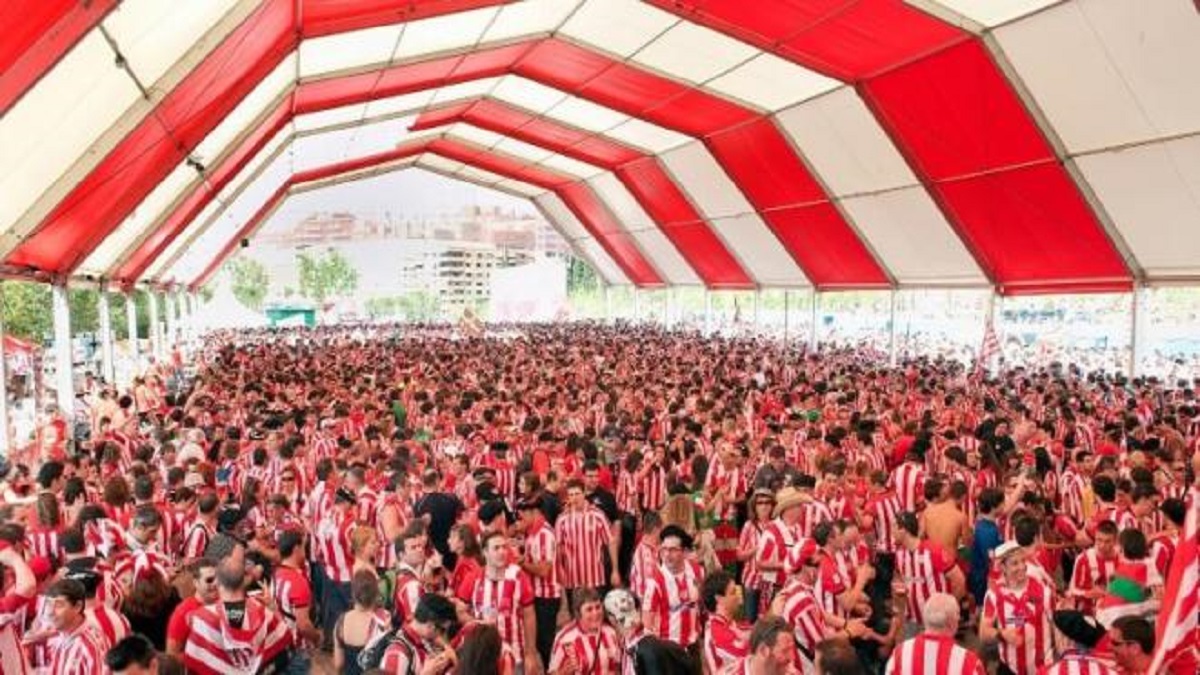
[0,281,52,342]
[567,255,599,293]
[297,248,359,304]
[68,288,99,335]
[227,256,270,310]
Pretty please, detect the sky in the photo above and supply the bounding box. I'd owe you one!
[258,168,540,236]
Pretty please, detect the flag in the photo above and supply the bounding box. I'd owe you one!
[975,315,1000,375]
[1148,486,1198,673]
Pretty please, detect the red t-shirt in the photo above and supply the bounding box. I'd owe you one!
[166,596,204,646]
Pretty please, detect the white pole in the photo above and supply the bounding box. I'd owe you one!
[0,286,10,455]
[633,289,642,324]
[1129,286,1146,377]
[888,289,899,366]
[148,291,162,359]
[603,285,612,324]
[753,289,762,333]
[126,290,140,375]
[98,286,115,385]
[809,290,820,351]
[52,283,74,417]
[662,289,671,328]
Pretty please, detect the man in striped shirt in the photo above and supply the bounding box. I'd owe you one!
[517,496,561,668]
[891,449,928,514]
[886,593,984,674]
[642,525,703,652]
[472,531,542,675]
[315,487,357,645]
[980,541,1056,675]
[45,578,107,675]
[556,479,618,602]
[701,569,748,674]
[1068,521,1118,613]
[549,589,621,675]
[894,512,965,628]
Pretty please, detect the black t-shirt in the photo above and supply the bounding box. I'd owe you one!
[414,491,464,555]
[587,488,620,522]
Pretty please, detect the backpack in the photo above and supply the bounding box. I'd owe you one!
[357,626,416,674]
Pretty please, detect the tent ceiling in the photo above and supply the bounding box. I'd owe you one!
[2,0,1197,293]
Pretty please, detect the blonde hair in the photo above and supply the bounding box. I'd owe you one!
[350,525,377,557]
[660,494,696,537]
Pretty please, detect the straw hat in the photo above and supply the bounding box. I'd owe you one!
[773,487,806,518]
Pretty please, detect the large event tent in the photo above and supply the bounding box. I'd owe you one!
[1,0,1198,428]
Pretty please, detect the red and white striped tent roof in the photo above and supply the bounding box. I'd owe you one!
[2,0,1197,294]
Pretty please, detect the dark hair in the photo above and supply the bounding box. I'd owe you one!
[814,638,868,674]
[977,487,1005,515]
[124,569,175,619]
[701,569,735,613]
[1096,520,1119,537]
[923,478,944,503]
[1111,616,1155,655]
[1131,482,1158,503]
[570,588,602,618]
[278,530,305,559]
[414,593,460,639]
[1119,528,1148,560]
[1161,498,1187,527]
[1013,516,1040,547]
[36,461,64,490]
[46,578,87,607]
[105,634,157,670]
[812,521,834,547]
[895,511,919,537]
[453,624,502,675]
[351,570,380,608]
[749,615,791,653]
[1092,475,1117,503]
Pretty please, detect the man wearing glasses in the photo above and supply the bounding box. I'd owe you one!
[641,525,703,661]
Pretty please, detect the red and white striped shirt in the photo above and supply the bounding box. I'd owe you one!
[755,519,809,587]
[814,550,853,619]
[182,520,215,561]
[642,561,702,647]
[628,539,658,601]
[392,564,423,626]
[1059,469,1087,526]
[25,526,61,562]
[554,507,611,589]
[1038,653,1121,675]
[356,488,379,527]
[548,621,621,675]
[315,511,356,584]
[702,613,748,674]
[890,461,927,513]
[471,564,534,659]
[738,522,765,590]
[273,564,314,647]
[48,623,107,675]
[705,464,748,522]
[885,632,985,675]
[86,603,131,652]
[1068,548,1117,613]
[183,597,293,675]
[639,467,667,514]
[380,625,433,674]
[374,494,407,570]
[796,499,834,539]
[776,581,826,672]
[895,542,956,624]
[864,492,902,553]
[981,578,1055,675]
[524,521,560,599]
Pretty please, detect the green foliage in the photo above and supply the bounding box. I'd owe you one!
[227,256,270,310]
[198,287,215,304]
[68,288,99,335]
[297,248,359,304]
[566,255,599,294]
[364,291,440,322]
[0,281,52,342]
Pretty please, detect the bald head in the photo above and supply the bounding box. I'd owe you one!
[923,593,959,634]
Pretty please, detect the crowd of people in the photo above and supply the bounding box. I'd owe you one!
[0,322,1195,675]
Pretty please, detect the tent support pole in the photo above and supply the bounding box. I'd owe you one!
[603,285,611,325]
[148,291,161,360]
[809,290,820,352]
[888,290,899,367]
[52,283,73,417]
[753,289,762,332]
[1130,286,1146,377]
[98,286,115,385]
[126,290,139,376]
